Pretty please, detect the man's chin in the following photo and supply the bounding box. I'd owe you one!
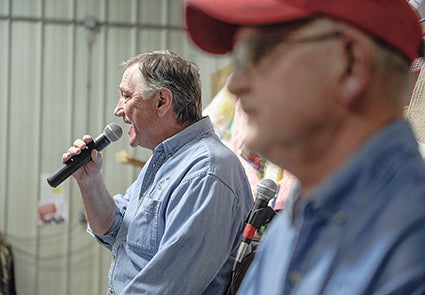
[129,143,137,148]
[128,137,139,148]
[245,134,270,156]
[244,135,261,153]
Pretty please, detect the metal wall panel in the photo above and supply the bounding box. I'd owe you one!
[11,0,42,17]
[0,0,231,294]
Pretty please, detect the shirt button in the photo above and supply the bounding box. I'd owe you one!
[333,211,346,225]
[288,271,302,285]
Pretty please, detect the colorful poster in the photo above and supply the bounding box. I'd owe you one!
[38,173,68,225]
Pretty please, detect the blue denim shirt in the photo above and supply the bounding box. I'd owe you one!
[91,117,253,294]
[238,119,425,295]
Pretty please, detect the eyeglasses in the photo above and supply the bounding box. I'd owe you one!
[232,31,344,70]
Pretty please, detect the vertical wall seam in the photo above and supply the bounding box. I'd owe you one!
[162,0,170,49]
[34,0,46,293]
[66,1,78,294]
[4,0,12,236]
[97,1,110,291]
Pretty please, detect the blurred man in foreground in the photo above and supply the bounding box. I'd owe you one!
[185,0,425,294]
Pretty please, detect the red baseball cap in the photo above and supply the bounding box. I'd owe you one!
[185,0,423,63]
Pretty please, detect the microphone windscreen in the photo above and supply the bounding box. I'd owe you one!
[104,123,122,142]
[256,178,277,202]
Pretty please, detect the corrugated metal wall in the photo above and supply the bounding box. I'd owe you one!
[0,0,230,294]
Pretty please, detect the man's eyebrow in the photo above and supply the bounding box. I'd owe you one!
[119,86,129,93]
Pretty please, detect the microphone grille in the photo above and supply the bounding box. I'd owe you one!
[256,178,277,201]
[104,123,123,142]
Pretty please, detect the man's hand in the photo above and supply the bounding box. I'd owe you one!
[62,135,103,182]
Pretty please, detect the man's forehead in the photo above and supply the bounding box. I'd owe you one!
[120,65,140,90]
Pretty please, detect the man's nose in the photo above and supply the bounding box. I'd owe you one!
[113,98,124,116]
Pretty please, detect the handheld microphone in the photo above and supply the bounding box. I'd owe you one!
[47,123,123,188]
[233,178,277,271]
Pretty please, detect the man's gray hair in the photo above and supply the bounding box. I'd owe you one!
[120,50,203,125]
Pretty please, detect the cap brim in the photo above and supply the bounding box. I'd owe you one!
[185,0,312,54]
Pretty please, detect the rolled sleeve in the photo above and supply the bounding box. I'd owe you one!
[87,199,125,250]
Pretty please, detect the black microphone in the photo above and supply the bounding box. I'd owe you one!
[233,178,277,271]
[47,123,123,188]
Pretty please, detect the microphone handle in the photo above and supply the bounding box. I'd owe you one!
[46,141,94,187]
[233,223,257,271]
[233,241,249,271]
[47,135,109,188]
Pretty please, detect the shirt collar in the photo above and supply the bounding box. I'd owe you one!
[287,119,419,226]
[154,116,215,158]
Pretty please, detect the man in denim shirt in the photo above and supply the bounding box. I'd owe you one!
[62,50,253,294]
[185,0,425,294]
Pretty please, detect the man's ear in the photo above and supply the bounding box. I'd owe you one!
[156,88,173,116]
[338,32,373,105]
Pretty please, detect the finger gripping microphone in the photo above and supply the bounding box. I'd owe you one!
[47,123,123,188]
[233,178,277,271]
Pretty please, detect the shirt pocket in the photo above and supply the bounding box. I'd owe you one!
[127,197,162,258]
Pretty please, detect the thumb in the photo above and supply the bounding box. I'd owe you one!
[91,149,102,163]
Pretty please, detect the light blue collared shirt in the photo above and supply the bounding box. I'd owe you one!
[91,117,253,294]
[238,119,425,295]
